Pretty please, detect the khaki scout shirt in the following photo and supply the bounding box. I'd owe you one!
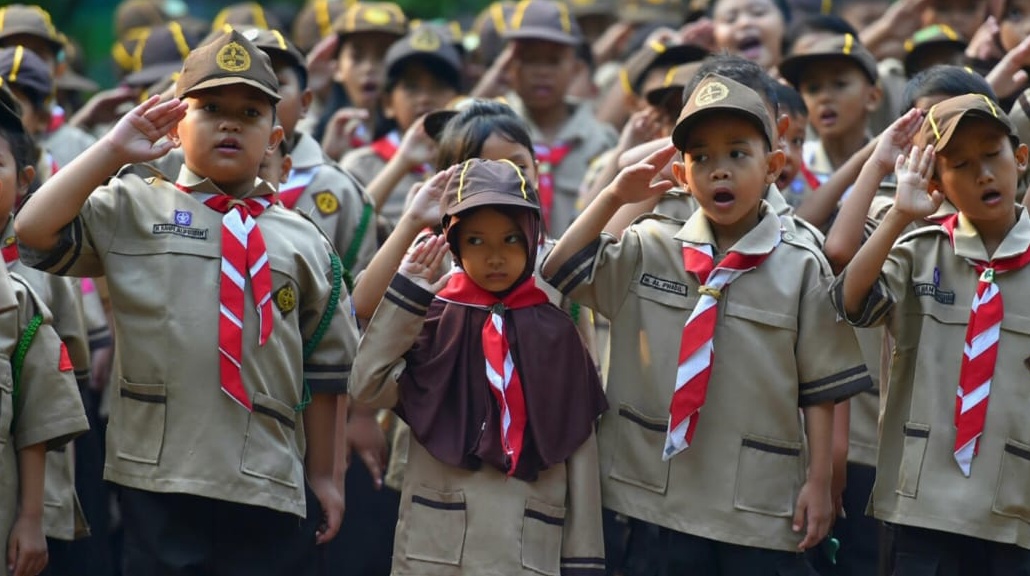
[831,209,1030,548]
[507,94,619,236]
[18,166,359,517]
[543,204,871,551]
[350,275,606,576]
[0,269,88,574]
[339,140,424,224]
[287,132,378,275]
[2,222,92,540]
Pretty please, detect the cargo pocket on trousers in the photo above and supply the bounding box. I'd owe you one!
[241,393,299,488]
[897,422,930,498]
[405,486,466,565]
[733,435,803,517]
[521,499,565,576]
[993,440,1030,522]
[609,404,671,494]
[115,380,167,464]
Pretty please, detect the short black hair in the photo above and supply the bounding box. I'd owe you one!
[903,65,998,111]
[270,54,308,92]
[435,100,536,171]
[775,82,807,117]
[786,15,859,54]
[385,56,462,95]
[683,55,780,116]
[0,125,41,196]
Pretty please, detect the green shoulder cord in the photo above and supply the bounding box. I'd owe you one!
[570,302,581,326]
[294,252,343,412]
[10,313,44,430]
[341,203,374,293]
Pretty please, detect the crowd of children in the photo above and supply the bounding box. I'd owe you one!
[4,0,1030,574]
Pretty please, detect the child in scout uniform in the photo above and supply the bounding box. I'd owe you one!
[779,33,883,188]
[542,74,872,575]
[340,25,462,224]
[831,94,1030,572]
[317,2,407,160]
[0,84,95,575]
[14,30,358,575]
[502,0,618,237]
[350,158,609,576]
[775,83,818,210]
[709,0,790,72]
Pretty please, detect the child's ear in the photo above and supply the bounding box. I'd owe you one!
[300,88,314,117]
[1015,142,1029,174]
[280,154,293,185]
[168,122,181,146]
[764,149,786,185]
[776,113,790,140]
[16,164,35,197]
[865,82,884,113]
[671,159,688,188]
[266,125,285,159]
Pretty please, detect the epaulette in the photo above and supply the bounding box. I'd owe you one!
[627,211,689,230]
[780,224,834,276]
[8,271,48,321]
[896,221,947,246]
[788,215,826,247]
[319,153,375,207]
[114,162,171,185]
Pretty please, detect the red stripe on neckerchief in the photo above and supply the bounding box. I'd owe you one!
[664,236,779,460]
[436,272,549,475]
[277,166,319,210]
[800,162,820,190]
[942,214,1030,476]
[533,143,572,230]
[370,131,430,174]
[47,105,66,134]
[178,184,275,411]
[2,241,18,266]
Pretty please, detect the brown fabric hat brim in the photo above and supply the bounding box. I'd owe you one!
[443,192,539,218]
[503,27,580,46]
[124,61,183,88]
[55,69,100,93]
[645,85,684,118]
[672,107,774,151]
[779,53,878,88]
[179,76,280,103]
[0,28,64,53]
[932,109,1014,150]
[424,109,458,142]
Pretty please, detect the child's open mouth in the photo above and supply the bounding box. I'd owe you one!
[982,190,1003,205]
[818,109,838,127]
[736,36,763,59]
[713,190,735,206]
[216,138,241,152]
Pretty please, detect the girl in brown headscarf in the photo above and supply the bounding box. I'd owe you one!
[349,158,608,576]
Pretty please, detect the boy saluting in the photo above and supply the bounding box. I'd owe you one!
[15,30,358,575]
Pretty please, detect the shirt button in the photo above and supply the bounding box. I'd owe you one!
[783,232,794,241]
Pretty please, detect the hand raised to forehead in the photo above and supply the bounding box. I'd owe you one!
[104,95,188,164]
[894,143,944,219]
[607,143,678,205]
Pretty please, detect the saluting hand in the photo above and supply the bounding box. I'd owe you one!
[870,108,924,176]
[605,143,677,205]
[399,234,452,294]
[405,165,457,228]
[104,95,187,164]
[893,143,944,219]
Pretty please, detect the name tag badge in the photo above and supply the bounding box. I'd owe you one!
[912,283,955,305]
[640,273,688,296]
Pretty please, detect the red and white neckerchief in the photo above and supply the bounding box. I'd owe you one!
[370,131,431,175]
[664,234,780,460]
[942,214,1030,476]
[533,143,571,230]
[800,162,820,191]
[1,239,18,266]
[181,185,275,411]
[277,166,318,210]
[436,272,549,475]
[47,104,66,134]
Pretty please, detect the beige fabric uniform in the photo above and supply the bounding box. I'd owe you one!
[0,268,89,576]
[507,94,618,236]
[42,123,96,170]
[2,221,92,540]
[831,209,1030,547]
[287,132,378,276]
[543,204,871,551]
[340,142,424,225]
[19,166,360,517]
[350,275,606,576]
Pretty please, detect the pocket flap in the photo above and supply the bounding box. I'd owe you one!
[251,393,296,430]
[524,499,566,527]
[411,485,466,511]
[725,302,796,331]
[119,381,167,403]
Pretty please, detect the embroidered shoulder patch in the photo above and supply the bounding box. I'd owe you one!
[275,285,297,314]
[314,191,339,215]
[640,273,688,296]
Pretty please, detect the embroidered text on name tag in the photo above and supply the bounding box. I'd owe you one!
[640,273,688,296]
[913,282,955,305]
[153,223,209,240]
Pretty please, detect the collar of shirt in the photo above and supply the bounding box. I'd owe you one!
[674,200,782,255]
[764,184,793,217]
[504,91,593,146]
[288,131,326,171]
[175,165,276,200]
[950,206,1030,262]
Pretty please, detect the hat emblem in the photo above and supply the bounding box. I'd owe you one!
[217,41,251,72]
[411,28,441,51]
[695,81,729,106]
[363,7,391,25]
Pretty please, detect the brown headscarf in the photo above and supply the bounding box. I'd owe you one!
[395,159,607,481]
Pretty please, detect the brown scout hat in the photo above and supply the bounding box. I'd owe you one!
[384,26,463,87]
[567,0,617,17]
[618,0,686,24]
[332,2,408,39]
[212,3,283,32]
[124,22,203,88]
[0,82,25,133]
[915,93,1015,150]
[241,27,306,73]
[672,73,776,151]
[620,39,708,97]
[779,33,878,88]
[441,158,540,222]
[55,34,99,93]
[292,0,349,53]
[0,5,64,55]
[175,28,280,103]
[903,24,967,77]
[645,60,705,118]
[471,2,517,63]
[504,0,583,46]
[114,0,169,39]
[0,45,53,101]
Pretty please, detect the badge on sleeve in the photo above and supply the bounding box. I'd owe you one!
[314,191,339,215]
[275,285,297,315]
